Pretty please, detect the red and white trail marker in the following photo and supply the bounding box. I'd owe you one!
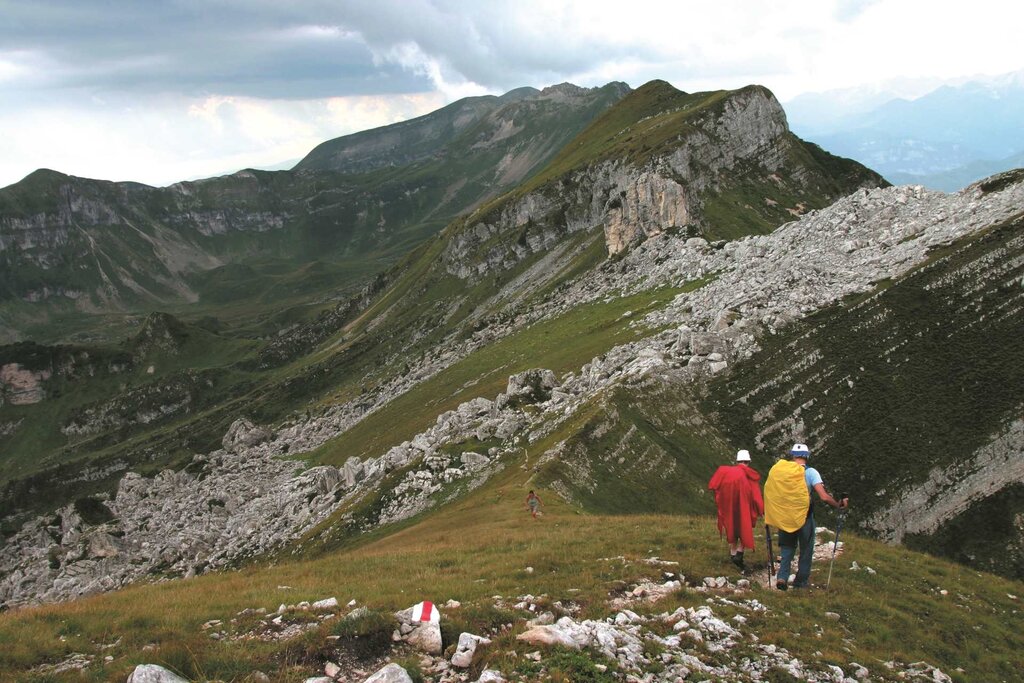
[411,601,440,624]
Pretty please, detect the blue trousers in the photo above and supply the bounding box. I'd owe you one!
[777,513,815,587]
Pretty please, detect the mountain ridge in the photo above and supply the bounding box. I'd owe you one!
[0,82,633,344]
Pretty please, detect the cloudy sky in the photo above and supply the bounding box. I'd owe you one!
[2,0,1022,188]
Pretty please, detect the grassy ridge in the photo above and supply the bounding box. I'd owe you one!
[1,450,1021,682]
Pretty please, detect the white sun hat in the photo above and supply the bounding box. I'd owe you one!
[736,449,751,462]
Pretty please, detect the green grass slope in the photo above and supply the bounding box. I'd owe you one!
[1,452,1021,682]
[533,378,729,516]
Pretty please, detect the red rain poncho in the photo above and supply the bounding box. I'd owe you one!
[708,463,765,550]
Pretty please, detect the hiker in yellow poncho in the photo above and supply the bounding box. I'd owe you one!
[764,443,847,590]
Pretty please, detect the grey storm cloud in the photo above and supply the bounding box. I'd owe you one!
[1,0,661,100]
[1,1,428,99]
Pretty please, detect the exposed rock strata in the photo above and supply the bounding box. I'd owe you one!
[867,417,1024,542]
[442,86,810,276]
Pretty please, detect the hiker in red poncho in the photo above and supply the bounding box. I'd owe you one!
[708,449,765,571]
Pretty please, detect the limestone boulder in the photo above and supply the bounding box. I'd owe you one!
[451,632,492,667]
[126,664,189,683]
[342,457,365,487]
[460,452,490,470]
[221,418,271,453]
[405,622,443,654]
[364,665,413,683]
[516,624,579,649]
[475,671,507,683]
[300,466,343,496]
[496,369,557,408]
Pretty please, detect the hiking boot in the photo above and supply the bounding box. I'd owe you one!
[731,552,745,571]
[776,580,788,591]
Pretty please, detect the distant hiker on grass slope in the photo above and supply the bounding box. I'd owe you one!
[525,490,543,519]
[764,443,847,590]
[708,449,764,571]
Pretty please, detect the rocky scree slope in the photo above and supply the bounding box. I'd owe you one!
[0,80,879,532]
[3,169,1020,608]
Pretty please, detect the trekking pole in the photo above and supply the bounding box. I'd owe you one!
[765,524,775,588]
[825,494,849,591]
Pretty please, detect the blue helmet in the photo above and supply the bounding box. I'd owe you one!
[790,443,810,458]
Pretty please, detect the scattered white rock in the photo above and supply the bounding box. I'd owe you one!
[126,665,189,683]
[364,663,414,683]
[451,632,492,667]
[312,597,338,611]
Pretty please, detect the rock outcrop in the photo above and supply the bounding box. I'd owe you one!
[441,83,882,282]
[0,362,49,405]
[126,664,189,683]
[867,418,1024,542]
[222,417,272,453]
[363,663,414,683]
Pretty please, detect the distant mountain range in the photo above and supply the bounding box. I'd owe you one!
[0,82,629,343]
[787,70,1024,191]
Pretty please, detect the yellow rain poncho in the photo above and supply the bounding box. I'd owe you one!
[764,459,810,532]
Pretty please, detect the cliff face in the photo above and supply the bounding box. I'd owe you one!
[441,84,883,286]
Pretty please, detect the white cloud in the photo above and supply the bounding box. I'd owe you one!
[0,93,447,187]
[2,0,1023,188]
[350,0,1024,99]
